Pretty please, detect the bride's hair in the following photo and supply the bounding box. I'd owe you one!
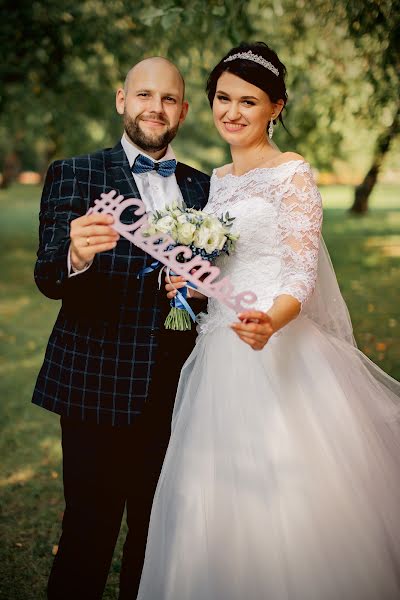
[206,42,288,127]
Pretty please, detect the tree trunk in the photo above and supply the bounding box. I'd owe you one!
[40,127,63,182]
[350,101,400,214]
[0,151,21,189]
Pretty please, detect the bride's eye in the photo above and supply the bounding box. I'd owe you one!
[216,95,229,103]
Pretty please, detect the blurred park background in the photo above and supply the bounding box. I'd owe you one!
[1,1,399,598]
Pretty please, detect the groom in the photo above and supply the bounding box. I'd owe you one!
[32,57,210,599]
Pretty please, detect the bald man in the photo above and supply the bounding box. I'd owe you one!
[33,57,210,599]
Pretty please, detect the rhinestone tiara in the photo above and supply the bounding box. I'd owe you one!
[223,50,279,77]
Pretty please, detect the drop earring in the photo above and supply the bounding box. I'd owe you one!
[268,117,274,139]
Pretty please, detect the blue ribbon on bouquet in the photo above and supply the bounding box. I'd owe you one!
[137,262,198,323]
[163,266,198,324]
[170,280,198,324]
[137,260,160,278]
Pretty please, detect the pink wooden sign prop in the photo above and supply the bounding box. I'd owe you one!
[87,190,258,313]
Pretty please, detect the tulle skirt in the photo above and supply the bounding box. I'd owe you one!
[137,316,400,599]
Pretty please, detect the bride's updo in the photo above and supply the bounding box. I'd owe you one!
[206,42,288,127]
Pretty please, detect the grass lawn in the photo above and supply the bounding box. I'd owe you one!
[1,182,399,599]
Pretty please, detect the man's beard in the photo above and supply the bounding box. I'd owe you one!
[124,111,179,152]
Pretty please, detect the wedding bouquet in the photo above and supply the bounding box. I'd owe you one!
[142,201,239,330]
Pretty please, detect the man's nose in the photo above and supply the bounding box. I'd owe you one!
[149,94,164,113]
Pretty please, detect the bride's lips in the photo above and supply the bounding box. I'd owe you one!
[223,122,246,133]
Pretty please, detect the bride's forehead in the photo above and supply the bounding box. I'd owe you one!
[216,72,267,98]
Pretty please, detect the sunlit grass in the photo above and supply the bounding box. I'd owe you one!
[1,182,399,599]
[320,182,399,210]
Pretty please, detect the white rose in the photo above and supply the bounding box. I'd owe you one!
[155,215,176,234]
[176,222,196,245]
[202,213,217,226]
[204,231,223,254]
[205,220,226,250]
[142,223,157,236]
[193,226,211,249]
[171,208,183,218]
[177,213,189,224]
[209,220,225,236]
[213,218,226,232]
[165,200,184,217]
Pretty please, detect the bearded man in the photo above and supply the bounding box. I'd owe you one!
[32,57,210,600]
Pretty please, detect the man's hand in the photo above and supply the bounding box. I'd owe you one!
[230,310,275,351]
[70,213,119,271]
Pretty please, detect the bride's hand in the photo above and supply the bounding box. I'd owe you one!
[165,273,207,301]
[230,311,275,350]
[165,275,188,299]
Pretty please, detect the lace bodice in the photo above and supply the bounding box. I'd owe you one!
[198,160,323,334]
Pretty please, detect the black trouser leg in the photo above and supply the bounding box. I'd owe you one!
[118,396,174,599]
[118,468,160,599]
[118,337,185,600]
[47,418,132,600]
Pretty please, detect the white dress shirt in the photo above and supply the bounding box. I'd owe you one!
[68,134,182,276]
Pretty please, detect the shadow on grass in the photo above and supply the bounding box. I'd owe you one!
[323,208,400,379]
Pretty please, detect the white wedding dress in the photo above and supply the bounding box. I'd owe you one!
[137,160,400,599]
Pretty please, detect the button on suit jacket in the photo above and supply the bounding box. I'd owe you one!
[32,142,210,425]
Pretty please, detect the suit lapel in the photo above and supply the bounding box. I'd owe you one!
[176,163,200,209]
[106,141,141,200]
[104,141,148,233]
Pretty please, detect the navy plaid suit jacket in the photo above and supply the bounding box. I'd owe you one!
[32,142,210,425]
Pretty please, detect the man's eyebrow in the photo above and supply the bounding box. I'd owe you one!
[134,88,180,96]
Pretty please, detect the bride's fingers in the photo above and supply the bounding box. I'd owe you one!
[165,280,186,288]
[231,326,270,344]
[237,310,272,323]
[231,322,273,337]
[166,283,189,300]
[232,330,269,345]
[165,275,185,284]
[167,290,180,299]
[233,332,266,350]
[165,282,187,292]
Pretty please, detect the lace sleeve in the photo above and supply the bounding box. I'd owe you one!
[277,162,323,305]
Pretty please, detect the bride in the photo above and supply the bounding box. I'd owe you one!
[137,42,400,599]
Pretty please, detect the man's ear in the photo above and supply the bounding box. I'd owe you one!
[116,88,125,116]
[179,101,189,124]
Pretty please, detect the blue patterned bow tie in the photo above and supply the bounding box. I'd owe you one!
[132,154,177,178]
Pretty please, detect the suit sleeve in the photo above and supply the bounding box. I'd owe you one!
[34,160,90,299]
